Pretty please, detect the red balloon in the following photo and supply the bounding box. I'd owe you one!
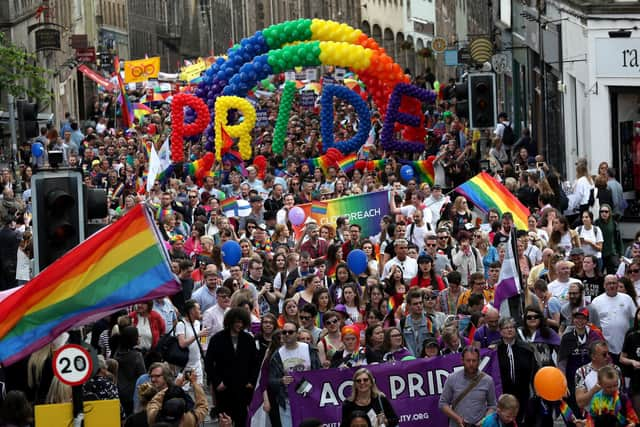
[170,93,210,162]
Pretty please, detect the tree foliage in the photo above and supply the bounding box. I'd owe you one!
[0,32,51,102]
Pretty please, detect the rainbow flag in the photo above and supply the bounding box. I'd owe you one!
[311,201,328,215]
[338,153,357,174]
[455,172,531,230]
[0,205,180,365]
[559,400,576,424]
[113,56,133,128]
[311,155,332,173]
[412,156,435,185]
[220,197,238,214]
[133,102,153,121]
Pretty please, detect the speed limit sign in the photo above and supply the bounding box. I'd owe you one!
[52,344,93,386]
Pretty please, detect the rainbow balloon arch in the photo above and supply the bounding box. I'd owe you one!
[169,19,437,164]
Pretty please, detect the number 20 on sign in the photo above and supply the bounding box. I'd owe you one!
[52,344,93,386]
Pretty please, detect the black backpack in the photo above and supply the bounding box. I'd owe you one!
[502,122,515,146]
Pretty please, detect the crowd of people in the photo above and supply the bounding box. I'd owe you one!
[0,71,637,427]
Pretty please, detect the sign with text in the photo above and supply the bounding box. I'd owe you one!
[288,350,502,427]
[595,38,640,77]
[35,28,61,51]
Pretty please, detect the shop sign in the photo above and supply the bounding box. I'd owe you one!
[595,38,640,78]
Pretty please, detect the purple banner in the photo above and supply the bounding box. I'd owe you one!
[287,350,502,427]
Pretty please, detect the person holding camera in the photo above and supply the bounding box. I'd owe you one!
[146,369,209,427]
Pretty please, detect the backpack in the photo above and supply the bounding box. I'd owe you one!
[501,122,515,146]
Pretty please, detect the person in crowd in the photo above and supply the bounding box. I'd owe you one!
[176,299,207,386]
[146,370,208,426]
[340,368,399,427]
[595,204,623,274]
[205,307,260,427]
[439,346,497,427]
[318,310,344,368]
[114,326,146,417]
[479,393,519,427]
[575,341,623,409]
[129,301,166,353]
[496,317,535,425]
[585,365,639,427]
[620,307,640,415]
[269,320,321,427]
[400,289,436,357]
[590,275,636,363]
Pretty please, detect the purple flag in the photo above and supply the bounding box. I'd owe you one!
[493,229,522,309]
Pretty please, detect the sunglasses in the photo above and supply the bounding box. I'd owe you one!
[282,330,297,335]
[526,315,541,320]
[426,243,437,247]
[424,295,437,301]
[355,378,370,384]
[325,318,339,325]
[631,269,640,273]
[600,210,610,213]
[299,315,312,321]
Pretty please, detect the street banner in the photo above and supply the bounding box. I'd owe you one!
[78,65,115,92]
[124,57,161,83]
[288,350,502,427]
[293,190,389,240]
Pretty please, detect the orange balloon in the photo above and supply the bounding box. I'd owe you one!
[534,367,567,401]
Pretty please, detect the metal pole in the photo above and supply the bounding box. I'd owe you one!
[68,330,84,427]
[7,94,18,169]
[538,0,548,160]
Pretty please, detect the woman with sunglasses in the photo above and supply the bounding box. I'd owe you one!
[381,327,412,362]
[341,368,399,427]
[410,254,445,290]
[595,203,624,274]
[518,305,560,367]
[318,310,344,368]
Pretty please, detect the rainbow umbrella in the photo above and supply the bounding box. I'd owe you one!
[141,92,170,103]
[301,82,322,94]
[344,78,366,91]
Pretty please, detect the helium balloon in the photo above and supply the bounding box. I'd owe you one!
[221,240,242,266]
[288,206,306,226]
[31,142,44,158]
[533,367,567,401]
[346,249,368,275]
[400,165,415,181]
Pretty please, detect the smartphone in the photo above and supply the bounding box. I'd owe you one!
[536,162,544,169]
[514,164,521,173]
[479,160,490,170]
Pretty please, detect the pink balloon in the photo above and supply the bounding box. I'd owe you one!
[288,206,306,226]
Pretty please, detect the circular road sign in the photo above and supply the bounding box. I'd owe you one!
[432,37,447,53]
[52,344,93,386]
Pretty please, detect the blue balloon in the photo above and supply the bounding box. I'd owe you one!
[221,240,242,266]
[400,165,415,181]
[32,142,44,158]
[346,249,368,276]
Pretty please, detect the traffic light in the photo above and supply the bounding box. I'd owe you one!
[85,187,108,236]
[32,171,85,273]
[468,73,497,129]
[17,101,39,142]
[454,81,469,119]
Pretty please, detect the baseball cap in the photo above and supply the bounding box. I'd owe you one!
[572,307,589,318]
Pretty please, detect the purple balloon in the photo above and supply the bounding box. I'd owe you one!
[288,207,306,226]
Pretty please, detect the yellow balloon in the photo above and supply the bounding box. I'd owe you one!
[214,96,257,161]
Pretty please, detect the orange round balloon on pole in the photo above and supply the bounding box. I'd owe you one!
[534,367,567,401]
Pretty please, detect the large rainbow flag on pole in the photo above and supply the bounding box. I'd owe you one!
[455,172,530,230]
[0,204,180,365]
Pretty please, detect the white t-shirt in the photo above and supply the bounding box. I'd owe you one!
[591,293,636,354]
[137,316,153,351]
[399,204,433,229]
[382,256,418,282]
[548,278,580,303]
[574,176,594,206]
[279,342,312,373]
[176,320,203,381]
[405,222,430,251]
[577,225,603,258]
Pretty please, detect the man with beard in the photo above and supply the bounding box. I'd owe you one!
[559,282,601,333]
